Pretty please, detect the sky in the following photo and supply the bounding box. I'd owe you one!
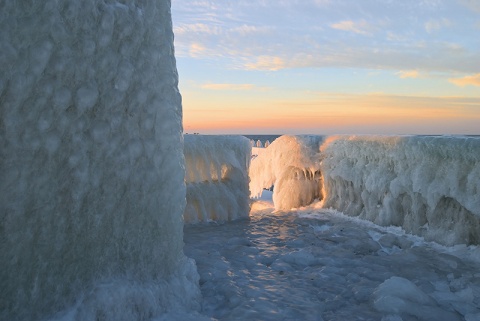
[172,0,480,135]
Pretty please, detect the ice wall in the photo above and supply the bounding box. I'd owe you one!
[321,135,480,245]
[249,135,480,245]
[184,135,251,223]
[249,135,324,210]
[0,1,200,320]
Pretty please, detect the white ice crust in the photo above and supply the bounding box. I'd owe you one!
[249,135,324,210]
[321,135,480,245]
[184,135,251,223]
[0,1,200,320]
[249,135,480,245]
[374,276,462,321]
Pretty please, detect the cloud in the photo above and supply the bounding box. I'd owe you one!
[330,20,373,35]
[201,83,255,90]
[175,23,269,37]
[396,70,420,79]
[189,43,207,57]
[230,25,271,36]
[173,0,480,74]
[386,32,407,42]
[425,18,452,33]
[458,0,480,13]
[245,56,286,71]
[449,73,480,87]
[175,23,221,35]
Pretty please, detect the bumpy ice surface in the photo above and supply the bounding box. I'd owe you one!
[0,1,200,320]
[185,195,480,321]
[250,135,480,246]
[321,135,480,245]
[184,135,251,223]
[250,135,324,211]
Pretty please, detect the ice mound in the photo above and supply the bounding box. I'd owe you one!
[1,1,200,320]
[184,135,251,223]
[249,135,324,210]
[373,276,461,320]
[321,135,480,245]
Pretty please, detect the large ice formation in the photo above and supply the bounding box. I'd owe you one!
[249,135,324,210]
[184,135,251,223]
[321,135,480,245]
[249,135,480,245]
[0,1,200,320]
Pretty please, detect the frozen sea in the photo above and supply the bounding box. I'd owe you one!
[184,191,480,321]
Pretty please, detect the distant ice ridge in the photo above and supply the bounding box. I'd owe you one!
[0,1,201,320]
[250,135,480,245]
[184,135,251,223]
[249,135,324,211]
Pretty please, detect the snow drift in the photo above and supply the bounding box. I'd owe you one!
[184,135,251,223]
[321,135,480,245]
[249,135,480,245]
[249,135,324,210]
[0,1,200,320]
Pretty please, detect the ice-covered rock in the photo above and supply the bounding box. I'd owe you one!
[249,135,324,210]
[321,135,480,245]
[0,1,200,320]
[184,135,251,223]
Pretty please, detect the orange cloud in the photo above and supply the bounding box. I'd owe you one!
[175,23,220,35]
[396,70,420,79]
[245,56,286,71]
[449,73,480,87]
[330,20,372,35]
[189,43,206,57]
[201,83,255,91]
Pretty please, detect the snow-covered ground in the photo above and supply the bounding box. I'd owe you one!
[185,191,480,321]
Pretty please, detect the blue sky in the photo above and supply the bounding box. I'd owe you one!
[172,0,480,134]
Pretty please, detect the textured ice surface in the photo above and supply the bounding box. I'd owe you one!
[251,146,266,159]
[374,276,461,320]
[185,198,480,320]
[249,135,324,210]
[249,135,480,245]
[184,135,251,223]
[0,1,200,320]
[321,135,480,245]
